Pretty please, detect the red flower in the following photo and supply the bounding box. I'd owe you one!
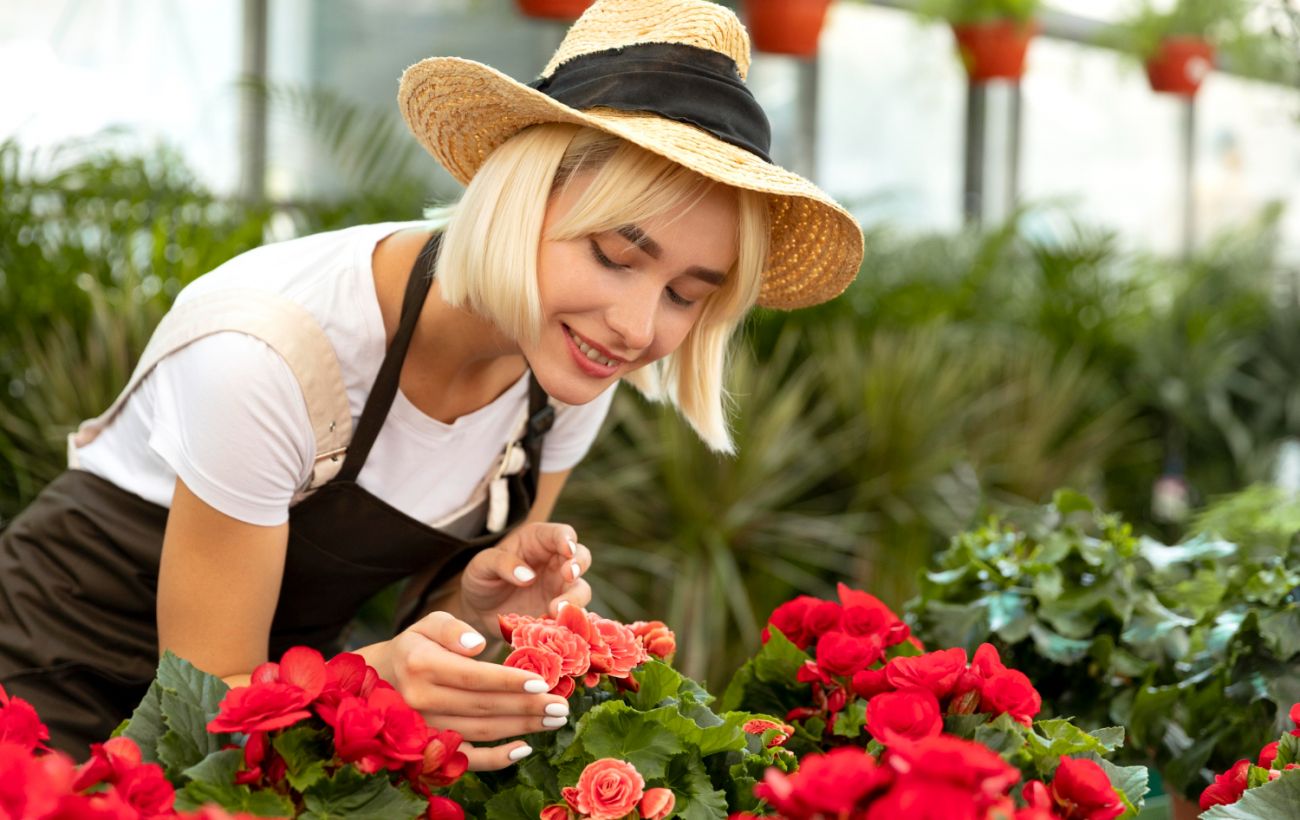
[426,795,465,820]
[885,735,1020,801]
[755,747,891,817]
[1259,741,1280,769]
[541,804,571,820]
[640,788,676,820]
[852,668,895,700]
[743,719,795,748]
[409,728,468,792]
[817,631,884,678]
[885,648,968,700]
[513,622,591,679]
[114,763,177,817]
[73,736,144,791]
[504,647,563,691]
[980,668,1042,726]
[628,620,676,660]
[0,742,77,819]
[864,781,987,820]
[208,682,314,734]
[1291,703,1300,736]
[1200,759,1251,810]
[837,584,919,649]
[764,596,821,649]
[865,688,943,746]
[571,758,645,820]
[499,612,540,642]
[1050,757,1123,820]
[842,605,888,639]
[0,685,49,752]
[806,601,844,637]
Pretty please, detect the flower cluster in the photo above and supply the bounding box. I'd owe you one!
[771,584,1042,735]
[207,646,468,813]
[540,759,675,820]
[726,586,1142,819]
[736,734,1121,820]
[0,683,254,819]
[500,606,669,697]
[1200,702,1300,812]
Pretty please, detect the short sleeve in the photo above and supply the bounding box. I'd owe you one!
[539,382,618,473]
[147,332,315,526]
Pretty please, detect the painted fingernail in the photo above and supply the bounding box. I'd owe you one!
[570,562,582,579]
[513,565,536,582]
[545,702,569,717]
[508,745,533,761]
[523,679,549,694]
[556,600,570,610]
[459,632,485,649]
[543,716,567,728]
[566,537,578,557]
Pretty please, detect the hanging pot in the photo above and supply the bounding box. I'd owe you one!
[1145,36,1215,96]
[744,0,833,58]
[516,0,593,21]
[1167,792,1201,820]
[950,19,1038,82]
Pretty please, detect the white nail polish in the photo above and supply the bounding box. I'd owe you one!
[459,632,485,649]
[556,600,570,610]
[571,562,582,579]
[508,745,533,761]
[545,702,569,717]
[566,537,578,557]
[513,565,536,582]
[523,679,549,694]
[542,716,567,728]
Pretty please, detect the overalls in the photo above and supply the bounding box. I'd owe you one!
[0,234,555,753]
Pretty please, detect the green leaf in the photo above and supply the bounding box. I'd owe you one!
[1275,734,1300,768]
[834,700,867,739]
[719,628,809,714]
[1139,535,1237,571]
[120,680,166,765]
[917,600,991,654]
[156,652,232,776]
[1086,755,1149,818]
[272,725,331,792]
[301,766,428,820]
[1259,608,1300,658]
[973,713,1027,758]
[1087,726,1127,753]
[1028,623,1094,664]
[663,752,728,820]
[175,778,296,817]
[181,748,242,786]
[484,785,548,820]
[568,701,685,780]
[627,660,685,711]
[1202,769,1300,819]
[1053,489,1095,515]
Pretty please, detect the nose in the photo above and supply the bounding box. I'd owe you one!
[605,289,657,356]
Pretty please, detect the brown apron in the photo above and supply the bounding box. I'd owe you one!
[0,233,555,754]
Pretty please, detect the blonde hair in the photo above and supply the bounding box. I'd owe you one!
[430,124,769,453]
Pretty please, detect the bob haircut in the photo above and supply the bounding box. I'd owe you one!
[429,123,769,454]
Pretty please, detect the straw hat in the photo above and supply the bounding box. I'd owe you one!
[398,0,863,310]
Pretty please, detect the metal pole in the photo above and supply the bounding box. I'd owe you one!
[964,79,986,228]
[796,56,820,183]
[239,0,268,203]
[1182,96,1197,261]
[1008,81,1022,215]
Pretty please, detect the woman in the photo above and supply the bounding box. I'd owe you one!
[0,0,863,764]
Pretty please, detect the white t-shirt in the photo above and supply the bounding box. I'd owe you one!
[75,222,617,527]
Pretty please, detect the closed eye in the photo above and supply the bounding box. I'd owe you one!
[589,238,626,270]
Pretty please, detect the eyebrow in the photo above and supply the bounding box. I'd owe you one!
[615,224,727,287]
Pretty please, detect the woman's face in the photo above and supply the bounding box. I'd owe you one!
[525,175,741,405]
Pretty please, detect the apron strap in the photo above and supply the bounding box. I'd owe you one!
[336,233,441,482]
[67,289,353,492]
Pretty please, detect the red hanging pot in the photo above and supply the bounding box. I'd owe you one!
[516,0,593,21]
[950,19,1038,82]
[744,0,833,58]
[1145,36,1215,96]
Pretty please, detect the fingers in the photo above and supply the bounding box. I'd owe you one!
[434,711,568,742]
[407,610,492,657]
[462,740,535,772]
[549,578,592,616]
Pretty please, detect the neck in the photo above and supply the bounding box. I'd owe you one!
[373,228,527,423]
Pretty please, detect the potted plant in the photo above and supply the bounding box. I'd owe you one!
[742,0,834,58]
[1105,0,1250,96]
[918,0,1043,82]
[515,0,593,22]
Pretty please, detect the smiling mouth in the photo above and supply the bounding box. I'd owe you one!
[565,325,622,368]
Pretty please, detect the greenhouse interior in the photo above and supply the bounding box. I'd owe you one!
[3,0,1300,818]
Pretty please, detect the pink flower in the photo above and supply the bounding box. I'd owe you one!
[504,647,564,691]
[640,788,676,820]
[571,758,645,820]
[629,621,676,660]
[513,622,592,679]
[743,719,795,747]
[588,616,647,678]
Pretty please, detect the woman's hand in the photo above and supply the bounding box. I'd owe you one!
[384,611,572,770]
[457,522,593,633]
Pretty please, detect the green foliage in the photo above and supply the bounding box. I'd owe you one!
[912,0,1041,24]
[1201,768,1300,819]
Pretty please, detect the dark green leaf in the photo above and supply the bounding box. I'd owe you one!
[180,749,242,786]
[663,752,727,820]
[175,778,295,817]
[156,652,232,775]
[120,680,166,765]
[568,702,684,780]
[484,785,548,820]
[1201,769,1300,819]
[627,660,686,711]
[272,725,331,792]
[301,766,428,820]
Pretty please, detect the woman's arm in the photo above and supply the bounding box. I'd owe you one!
[156,477,289,687]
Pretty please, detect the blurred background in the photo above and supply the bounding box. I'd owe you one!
[2,0,1299,692]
